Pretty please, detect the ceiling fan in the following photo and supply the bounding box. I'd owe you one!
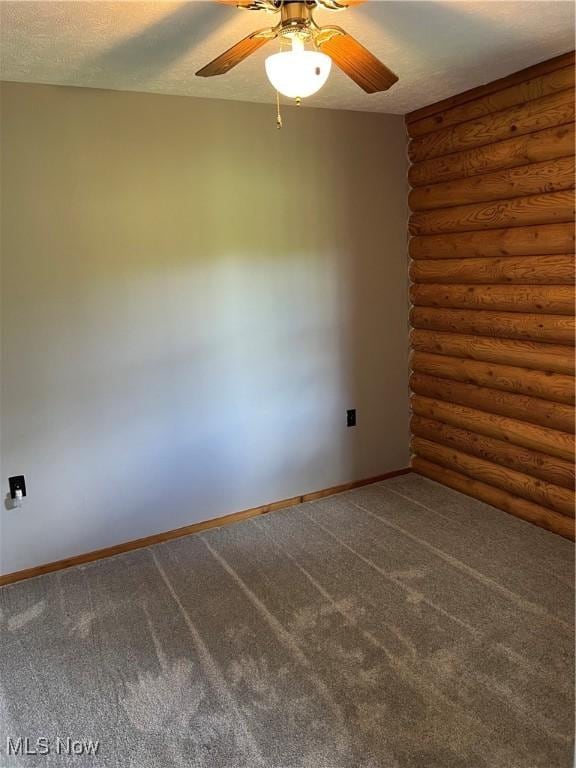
[196,0,398,101]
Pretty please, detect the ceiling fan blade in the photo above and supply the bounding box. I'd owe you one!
[196,28,277,77]
[318,28,398,93]
[214,0,280,9]
[316,0,367,7]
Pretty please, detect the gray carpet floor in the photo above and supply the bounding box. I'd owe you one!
[0,474,573,768]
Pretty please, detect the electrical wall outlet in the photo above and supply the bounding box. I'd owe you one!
[9,475,26,500]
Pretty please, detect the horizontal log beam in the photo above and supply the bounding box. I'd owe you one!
[408,66,575,138]
[410,330,575,375]
[409,156,575,211]
[412,437,574,516]
[409,190,575,236]
[409,90,575,163]
[410,307,575,345]
[410,372,575,432]
[410,284,574,314]
[409,222,575,259]
[406,51,575,125]
[411,415,575,489]
[412,457,574,540]
[408,124,574,187]
[410,255,575,285]
[411,395,575,461]
[411,351,574,404]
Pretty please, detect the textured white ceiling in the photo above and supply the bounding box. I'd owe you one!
[0,1,574,114]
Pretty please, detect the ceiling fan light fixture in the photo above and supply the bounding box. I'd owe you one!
[265,37,331,100]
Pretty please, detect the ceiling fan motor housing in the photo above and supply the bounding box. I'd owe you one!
[278,1,315,41]
[280,0,315,16]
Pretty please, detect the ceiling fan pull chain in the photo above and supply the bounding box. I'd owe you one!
[274,33,283,127]
[276,88,283,129]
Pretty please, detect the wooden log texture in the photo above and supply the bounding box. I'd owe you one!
[408,90,575,163]
[409,190,575,236]
[411,436,574,516]
[408,54,576,537]
[410,330,575,375]
[410,283,574,314]
[412,457,575,540]
[411,395,574,461]
[409,156,575,211]
[410,307,575,345]
[411,351,575,404]
[408,66,575,138]
[409,124,574,187]
[407,52,575,125]
[411,415,575,489]
[410,255,575,285]
[410,372,575,432]
[409,222,575,259]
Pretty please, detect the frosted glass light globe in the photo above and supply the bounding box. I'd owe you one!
[265,45,331,100]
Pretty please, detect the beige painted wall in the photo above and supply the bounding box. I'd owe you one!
[0,82,409,574]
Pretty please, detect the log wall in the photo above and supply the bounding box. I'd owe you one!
[406,52,575,539]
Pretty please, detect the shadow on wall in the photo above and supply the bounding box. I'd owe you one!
[0,86,409,573]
